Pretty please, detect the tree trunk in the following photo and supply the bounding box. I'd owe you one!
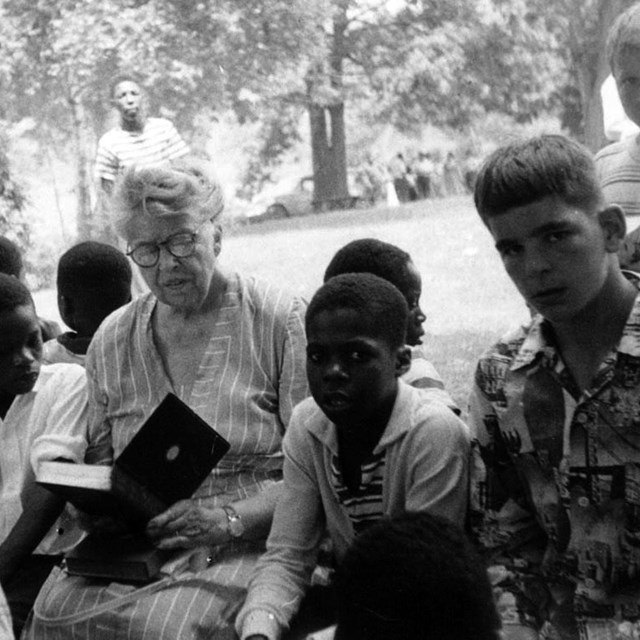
[308,101,349,210]
[571,0,633,151]
[307,0,351,211]
[69,93,94,241]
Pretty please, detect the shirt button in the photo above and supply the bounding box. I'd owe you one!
[578,497,590,508]
[584,578,596,588]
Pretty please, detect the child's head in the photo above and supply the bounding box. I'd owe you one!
[334,511,501,640]
[0,273,42,397]
[474,135,626,322]
[0,236,24,280]
[305,273,411,430]
[109,73,146,129]
[57,241,132,338]
[607,4,640,127]
[324,238,426,346]
[474,134,603,224]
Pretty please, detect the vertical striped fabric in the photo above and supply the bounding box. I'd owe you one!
[94,118,189,183]
[26,273,309,640]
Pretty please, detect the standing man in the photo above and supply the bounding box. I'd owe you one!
[469,134,640,640]
[94,74,190,242]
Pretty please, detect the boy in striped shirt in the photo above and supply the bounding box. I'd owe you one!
[236,273,469,640]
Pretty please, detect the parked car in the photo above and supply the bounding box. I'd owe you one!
[248,174,361,224]
[262,176,315,219]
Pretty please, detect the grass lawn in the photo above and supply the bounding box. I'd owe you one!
[222,195,529,413]
[33,195,529,414]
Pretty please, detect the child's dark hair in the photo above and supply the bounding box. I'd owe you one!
[0,236,24,278]
[607,3,640,75]
[58,241,132,313]
[334,511,501,640]
[474,134,602,223]
[324,238,414,299]
[0,272,33,315]
[306,273,408,349]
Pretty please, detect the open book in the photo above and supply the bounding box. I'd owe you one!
[37,393,230,525]
[37,393,230,581]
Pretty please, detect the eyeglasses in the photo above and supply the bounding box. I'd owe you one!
[126,224,207,268]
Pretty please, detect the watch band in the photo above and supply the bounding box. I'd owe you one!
[222,504,245,539]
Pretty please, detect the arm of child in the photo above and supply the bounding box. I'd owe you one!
[0,468,64,583]
[401,402,470,522]
[235,404,326,640]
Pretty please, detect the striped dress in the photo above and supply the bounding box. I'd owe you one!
[26,273,309,640]
[94,117,189,183]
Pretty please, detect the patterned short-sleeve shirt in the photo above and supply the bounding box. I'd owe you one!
[469,272,640,639]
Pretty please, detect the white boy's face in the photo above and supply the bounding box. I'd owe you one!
[487,197,615,324]
[615,47,640,127]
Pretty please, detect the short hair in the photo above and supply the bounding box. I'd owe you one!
[109,72,144,100]
[607,4,640,75]
[334,512,501,640]
[323,239,414,299]
[0,236,23,278]
[0,272,33,315]
[57,241,132,310]
[306,273,408,349]
[474,134,602,223]
[112,158,225,241]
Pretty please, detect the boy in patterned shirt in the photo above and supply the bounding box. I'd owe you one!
[236,273,469,640]
[470,134,640,640]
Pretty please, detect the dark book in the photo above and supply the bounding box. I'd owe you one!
[37,393,231,525]
[37,393,231,582]
[64,534,175,583]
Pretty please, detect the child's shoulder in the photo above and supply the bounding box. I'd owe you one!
[38,362,86,391]
[394,382,469,442]
[594,136,638,164]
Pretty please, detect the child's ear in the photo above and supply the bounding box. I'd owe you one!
[58,294,74,329]
[394,345,412,378]
[598,205,627,253]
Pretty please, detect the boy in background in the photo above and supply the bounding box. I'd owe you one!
[324,237,458,412]
[595,3,640,270]
[470,134,640,639]
[43,241,132,366]
[0,236,60,341]
[236,273,469,640]
[0,274,87,636]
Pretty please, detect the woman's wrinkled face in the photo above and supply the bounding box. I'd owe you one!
[127,214,219,312]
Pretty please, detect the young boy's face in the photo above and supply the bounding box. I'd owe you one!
[0,304,42,396]
[487,196,622,324]
[306,307,408,431]
[112,80,144,127]
[615,46,640,127]
[405,260,426,346]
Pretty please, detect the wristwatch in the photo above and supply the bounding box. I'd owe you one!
[222,504,245,539]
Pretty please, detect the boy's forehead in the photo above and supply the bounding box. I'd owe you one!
[307,307,387,340]
[487,196,596,238]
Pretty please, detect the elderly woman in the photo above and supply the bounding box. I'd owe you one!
[26,159,308,639]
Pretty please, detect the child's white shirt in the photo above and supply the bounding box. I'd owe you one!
[1,363,88,555]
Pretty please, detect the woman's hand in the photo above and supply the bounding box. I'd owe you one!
[146,499,229,550]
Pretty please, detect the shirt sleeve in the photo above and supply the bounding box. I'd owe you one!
[277,296,310,428]
[162,121,190,161]
[467,365,547,634]
[30,365,89,471]
[82,336,115,465]
[94,135,119,183]
[399,403,470,523]
[235,409,325,640]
